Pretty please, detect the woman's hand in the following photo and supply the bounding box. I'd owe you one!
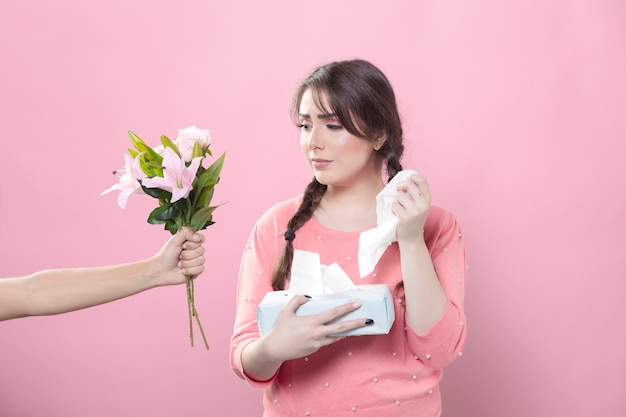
[242,295,370,381]
[264,295,369,361]
[393,173,432,243]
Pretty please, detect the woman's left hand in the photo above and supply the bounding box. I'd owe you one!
[392,173,432,242]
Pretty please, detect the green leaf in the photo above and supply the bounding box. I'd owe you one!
[196,187,215,210]
[207,152,226,179]
[147,203,181,225]
[141,183,172,200]
[190,206,217,231]
[128,148,138,158]
[164,220,179,235]
[194,152,225,192]
[195,167,217,191]
[160,134,180,156]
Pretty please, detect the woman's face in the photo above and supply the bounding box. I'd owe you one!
[298,89,380,187]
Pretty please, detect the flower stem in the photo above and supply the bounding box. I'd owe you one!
[186,275,210,350]
[186,276,194,347]
[192,304,210,350]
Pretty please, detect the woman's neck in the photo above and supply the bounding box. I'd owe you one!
[314,174,386,232]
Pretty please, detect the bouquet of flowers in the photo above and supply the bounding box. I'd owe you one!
[102,126,225,349]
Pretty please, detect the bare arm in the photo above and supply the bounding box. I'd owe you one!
[0,228,205,321]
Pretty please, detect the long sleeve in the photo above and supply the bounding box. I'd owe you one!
[230,200,296,386]
[404,208,467,369]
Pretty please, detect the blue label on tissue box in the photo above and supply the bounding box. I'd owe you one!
[256,284,395,337]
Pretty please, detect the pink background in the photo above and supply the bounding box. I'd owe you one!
[1,1,624,416]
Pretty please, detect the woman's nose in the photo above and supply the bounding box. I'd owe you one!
[308,127,324,150]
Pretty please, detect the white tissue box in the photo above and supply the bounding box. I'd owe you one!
[256,284,395,337]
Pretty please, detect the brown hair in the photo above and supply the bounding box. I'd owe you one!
[271,59,405,290]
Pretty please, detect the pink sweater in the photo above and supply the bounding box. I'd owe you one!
[230,195,467,417]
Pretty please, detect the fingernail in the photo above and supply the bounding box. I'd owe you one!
[303,294,312,298]
[352,301,362,308]
[365,319,374,326]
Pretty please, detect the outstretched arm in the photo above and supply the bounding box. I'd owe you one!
[0,228,205,321]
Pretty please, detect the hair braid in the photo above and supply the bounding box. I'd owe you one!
[271,178,327,290]
[384,150,404,182]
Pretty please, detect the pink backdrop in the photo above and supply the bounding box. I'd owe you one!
[1,1,624,416]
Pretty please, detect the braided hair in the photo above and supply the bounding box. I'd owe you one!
[271,59,406,290]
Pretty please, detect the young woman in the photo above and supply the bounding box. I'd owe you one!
[0,228,205,321]
[230,59,466,417]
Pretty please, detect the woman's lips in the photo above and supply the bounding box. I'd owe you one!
[311,158,331,169]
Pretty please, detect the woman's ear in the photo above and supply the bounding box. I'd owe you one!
[374,132,387,151]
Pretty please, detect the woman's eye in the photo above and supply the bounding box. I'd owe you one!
[326,124,343,130]
[297,123,312,131]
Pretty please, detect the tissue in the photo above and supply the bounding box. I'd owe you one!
[287,250,357,296]
[357,169,418,277]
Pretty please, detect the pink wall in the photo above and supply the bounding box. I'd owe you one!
[1,1,624,416]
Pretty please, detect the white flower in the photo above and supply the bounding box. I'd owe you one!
[175,126,211,162]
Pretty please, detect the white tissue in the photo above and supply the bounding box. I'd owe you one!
[288,249,357,296]
[357,169,418,277]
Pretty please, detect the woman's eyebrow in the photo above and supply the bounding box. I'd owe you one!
[298,112,337,120]
[298,113,336,118]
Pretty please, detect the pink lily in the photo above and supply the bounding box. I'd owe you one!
[101,154,147,209]
[141,147,202,203]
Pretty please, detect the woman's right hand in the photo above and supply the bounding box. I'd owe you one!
[241,295,370,381]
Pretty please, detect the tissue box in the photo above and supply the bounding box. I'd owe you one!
[256,284,395,337]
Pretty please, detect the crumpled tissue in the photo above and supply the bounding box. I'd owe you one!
[357,169,418,277]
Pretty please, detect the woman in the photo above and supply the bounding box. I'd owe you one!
[0,228,205,321]
[230,59,466,417]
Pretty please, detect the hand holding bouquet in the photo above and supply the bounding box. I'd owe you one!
[102,126,225,349]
